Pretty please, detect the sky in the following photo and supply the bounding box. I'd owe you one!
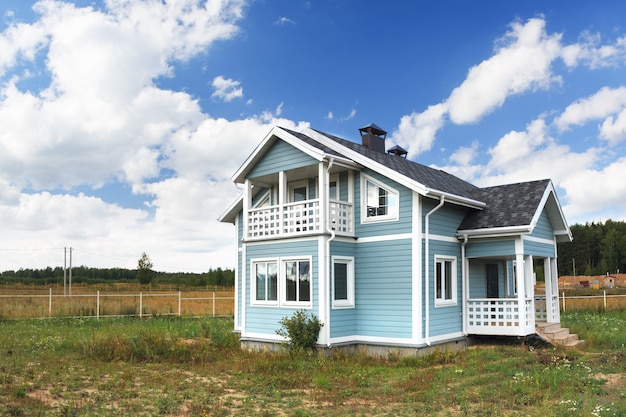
[1,0,626,272]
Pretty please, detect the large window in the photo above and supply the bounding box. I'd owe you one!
[252,261,278,305]
[284,259,311,304]
[362,175,398,222]
[435,256,456,306]
[251,258,312,307]
[332,257,354,308]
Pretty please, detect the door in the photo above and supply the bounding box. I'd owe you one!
[486,264,499,298]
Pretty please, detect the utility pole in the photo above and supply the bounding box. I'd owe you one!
[64,247,67,296]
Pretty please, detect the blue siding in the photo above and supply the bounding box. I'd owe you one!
[354,170,413,238]
[426,240,463,337]
[355,239,412,338]
[466,239,516,258]
[423,198,468,236]
[329,240,357,338]
[531,209,554,241]
[249,140,318,178]
[244,240,319,336]
[524,239,556,257]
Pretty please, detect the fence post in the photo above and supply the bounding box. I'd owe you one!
[562,292,565,312]
[49,288,52,318]
[139,292,143,318]
[178,291,181,317]
[212,292,215,317]
[604,290,607,311]
[97,290,100,318]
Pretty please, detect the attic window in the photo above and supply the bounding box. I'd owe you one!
[362,175,399,222]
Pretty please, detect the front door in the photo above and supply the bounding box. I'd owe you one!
[486,264,499,298]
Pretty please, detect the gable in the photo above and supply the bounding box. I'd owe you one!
[248,139,318,179]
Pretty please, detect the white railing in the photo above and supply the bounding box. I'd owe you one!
[247,199,353,239]
[535,294,547,322]
[329,200,353,234]
[466,298,533,336]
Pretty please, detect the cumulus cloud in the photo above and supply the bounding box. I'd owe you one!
[211,75,244,102]
[391,103,447,157]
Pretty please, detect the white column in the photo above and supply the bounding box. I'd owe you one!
[551,258,560,322]
[525,255,535,331]
[278,171,286,234]
[243,179,251,239]
[543,258,553,322]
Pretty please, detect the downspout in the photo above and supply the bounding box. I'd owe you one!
[323,158,336,348]
[461,234,468,336]
[424,195,445,346]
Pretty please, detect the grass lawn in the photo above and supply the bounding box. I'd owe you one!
[0,311,625,416]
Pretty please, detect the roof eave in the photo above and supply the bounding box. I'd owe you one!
[457,225,532,239]
[425,189,486,210]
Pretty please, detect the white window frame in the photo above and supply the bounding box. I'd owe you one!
[329,174,339,201]
[288,180,309,202]
[434,255,457,307]
[280,256,313,308]
[253,189,272,208]
[332,256,354,309]
[250,259,279,306]
[361,174,399,223]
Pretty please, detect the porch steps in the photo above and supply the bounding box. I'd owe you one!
[535,322,585,348]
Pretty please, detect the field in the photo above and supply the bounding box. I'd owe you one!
[0,283,234,319]
[0,311,625,416]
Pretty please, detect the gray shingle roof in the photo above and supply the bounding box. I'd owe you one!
[458,179,550,230]
[306,128,480,201]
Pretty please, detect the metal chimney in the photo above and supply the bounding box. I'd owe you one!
[359,123,387,153]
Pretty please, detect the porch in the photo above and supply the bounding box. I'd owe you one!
[464,255,560,337]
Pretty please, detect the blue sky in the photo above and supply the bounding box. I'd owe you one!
[1,0,626,272]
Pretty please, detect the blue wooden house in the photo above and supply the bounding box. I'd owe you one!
[219,124,573,354]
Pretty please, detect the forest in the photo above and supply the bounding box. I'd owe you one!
[557,220,626,276]
[0,265,234,287]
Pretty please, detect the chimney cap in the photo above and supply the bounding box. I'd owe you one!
[358,123,387,137]
[387,145,408,157]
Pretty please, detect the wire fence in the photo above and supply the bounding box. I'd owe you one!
[0,289,234,319]
[561,291,626,312]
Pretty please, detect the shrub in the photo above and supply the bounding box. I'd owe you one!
[276,310,323,353]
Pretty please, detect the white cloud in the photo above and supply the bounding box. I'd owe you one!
[275,16,295,26]
[555,86,626,132]
[391,102,448,158]
[561,31,626,69]
[211,75,244,102]
[446,18,562,125]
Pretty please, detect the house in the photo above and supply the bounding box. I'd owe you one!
[219,124,573,355]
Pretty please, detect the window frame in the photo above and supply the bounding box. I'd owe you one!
[331,256,355,309]
[280,256,313,308]
[434,255,457,307]
[288,180,309,202]
[361,174,399,223]
[250,259,279,306]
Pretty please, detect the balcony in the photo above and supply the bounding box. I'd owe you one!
[466,298,534,336]
[246,199,353,240]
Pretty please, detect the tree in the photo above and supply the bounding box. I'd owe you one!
[136,252,155,286]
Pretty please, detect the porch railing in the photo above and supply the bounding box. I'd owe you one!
[246,200,353,239]
[466,298,533,336]
[535,294,547,322]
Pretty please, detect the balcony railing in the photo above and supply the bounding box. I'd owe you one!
[466,298,533,336]
[246,199,353,240]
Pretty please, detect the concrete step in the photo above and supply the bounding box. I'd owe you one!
[535,322,585,348]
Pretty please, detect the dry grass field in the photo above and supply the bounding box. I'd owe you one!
[0,283,234,319]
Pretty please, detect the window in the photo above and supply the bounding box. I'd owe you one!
[362,176,399,222]
[252,261,278,305]
[329,174,339,201]
[332,257,354,308]
[288,180,309,202]
[283,259,311,305]
[435,256,456,306]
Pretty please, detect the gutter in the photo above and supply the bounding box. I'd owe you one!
[323,158,336,348]
[424,195,445,346]
[461,234,468,336]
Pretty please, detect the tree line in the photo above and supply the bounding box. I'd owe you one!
[0,265,234,287]
[558,220,626,276]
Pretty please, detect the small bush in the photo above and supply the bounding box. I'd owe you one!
[276,310,323,353]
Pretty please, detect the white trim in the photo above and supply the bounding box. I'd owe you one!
[288,179,309,202]
[458,225,532,238]
[329,331,465,348]
[356,233,413,243]
[426,234,459,244]
[234,220,241,332]
[280,256,313,308]
[241,242,247,337]
[331,256,355,309]
[434,255,457,307]
[360,173,400,223]
[522,234,555,246]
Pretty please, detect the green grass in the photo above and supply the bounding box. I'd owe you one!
[0,313,625,416]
